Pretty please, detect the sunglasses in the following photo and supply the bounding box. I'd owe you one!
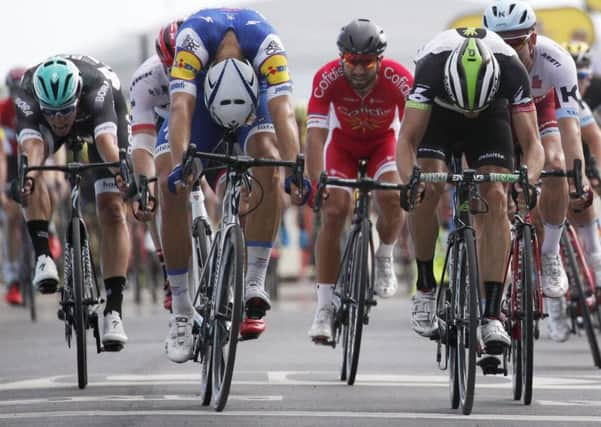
[578,69,592,80]
[503,33,532,50]
[40,103,77,117]
[341,54,379,69]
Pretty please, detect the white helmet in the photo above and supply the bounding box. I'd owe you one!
[483,0,536,33]
[203,58,259,129]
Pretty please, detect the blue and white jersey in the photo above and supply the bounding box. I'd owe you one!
[169,8,293,102]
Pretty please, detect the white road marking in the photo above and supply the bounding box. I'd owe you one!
[538,400,601,407]
[0,409,601,423]
[0,394,283,406]
[1,372,601,391]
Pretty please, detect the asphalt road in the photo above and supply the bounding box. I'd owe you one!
[1,282,601,426]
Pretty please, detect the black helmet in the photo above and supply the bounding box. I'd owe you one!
[337,18,387,56]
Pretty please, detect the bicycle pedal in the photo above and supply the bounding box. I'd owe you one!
[477,355,504,375]
[57,308,65,321]
[102,341,125,352]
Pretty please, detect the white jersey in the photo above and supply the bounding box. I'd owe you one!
[529,36,580,120]
[129,55,170,134]
[580,100,595,128]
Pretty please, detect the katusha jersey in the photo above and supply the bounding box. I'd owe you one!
[306,58,413,140]
[529,35,580,120]
[169,8,292,102]
[409,28,533,114]
[129,55,170,134]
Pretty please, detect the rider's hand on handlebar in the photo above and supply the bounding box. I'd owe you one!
[569,175,594,212]
[284,174,312,206]
[308,179,328,209]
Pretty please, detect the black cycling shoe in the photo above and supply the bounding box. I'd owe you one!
[36,279,58,295]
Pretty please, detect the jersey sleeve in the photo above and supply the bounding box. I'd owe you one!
[384,61,414,112]
[496,55,534,112]
[553,57,581,119]
[85,79,119,140]
[306,65,333,129]
[13,86,44,143]
[253,34,293,101]
[406,53,446,111]
[130,73,159,134]
[169,23,209,97]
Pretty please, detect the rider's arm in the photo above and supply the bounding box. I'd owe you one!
[268,95,300,164]
[305,64,333,182]
[512,108,544,182]
[14,86,47,173]
[396,107,431,183]
[89,80,121,165]
[0,128,7,196]
[559,116,585,179]
[305,127,328,182]
[582,120,601,170]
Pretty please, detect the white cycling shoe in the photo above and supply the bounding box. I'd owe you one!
[480,318,510,355]
[165,314,194,363]
[308,304,335,344]
[102,311,128,350]
[541,253,568,298]
[33,255,59,294]
[545,296,570,343]
[374,256,398,298]
[410,290,438,337]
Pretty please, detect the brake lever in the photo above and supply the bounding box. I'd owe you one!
[313,172,328,213]
[400,166,421,211]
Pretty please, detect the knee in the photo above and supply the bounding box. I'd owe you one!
[322,202,349,234]
[545,149,566,171]
[376,191,401,217]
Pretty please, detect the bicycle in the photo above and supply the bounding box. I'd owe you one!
[548,160,601,368]
[181,130,307,411]
[313,159,404,386]
[406,158,525,415]
[18,138,131,389]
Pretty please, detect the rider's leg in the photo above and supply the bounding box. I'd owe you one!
[243,131,282,315]
[539,133,569,298]
[5,201,23,283]
[571,203,601,288]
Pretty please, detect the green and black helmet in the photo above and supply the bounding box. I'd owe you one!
[33,56,82,109]
[443,37,500,112]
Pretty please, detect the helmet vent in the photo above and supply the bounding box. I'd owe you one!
[519,10,527,24]
[509,4,516,14]
[492,6,497,16]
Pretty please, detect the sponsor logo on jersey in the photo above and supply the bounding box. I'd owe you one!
[407,84,431,104]
[171,51,201,81]
[199,16,213,23]
[383,67,411,95]
[560,85,579,103]
[274,83,292,94]
[246,20,261,26]
[14,97,33,117]
[532,75,542,89]
[313,66,344,98]
[260,54,290,85]
[130,71,152,91]
[541,52,561,68]
[95,81,110,103]
[264,40,283,56]
[182,34,201,52]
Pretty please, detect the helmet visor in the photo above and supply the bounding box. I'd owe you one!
[341,53,379,69]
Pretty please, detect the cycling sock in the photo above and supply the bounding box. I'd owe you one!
[577,219,601,254]
[104,276,126,316]
[26,220,51,258]
[541,222,564,255]
[245,242,272,288]
[167,269,193,315]
[376,242,395,259]
[416,258,436,292]
[483,281,503,319]
[316,283,334,309]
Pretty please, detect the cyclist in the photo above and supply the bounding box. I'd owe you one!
[484,0,593,342]
[129,20,182,311]
[15,55,130,349]
[0,67,26,305]
[161,8,307,363]
[305,18,413,343]
[397,27,544,354]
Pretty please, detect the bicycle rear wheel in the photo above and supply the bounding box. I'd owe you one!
[211,225,244,411]
[446,244,460,409]
[71,218,87,389]
[343,221,369,386]
[562,233,601,368]
[455,232,479,415]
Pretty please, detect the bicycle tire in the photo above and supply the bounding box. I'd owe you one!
[562,233,601,368]
[196,219,214,406]
[456,232,478,415]
[212,225,244,411]
[520,225,535,405]
[337,232,357,382]
[345,220,369,386]
[446,244,460,409]
[71,218,88,389]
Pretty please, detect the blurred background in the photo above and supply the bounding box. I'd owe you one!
[3,0,601,102]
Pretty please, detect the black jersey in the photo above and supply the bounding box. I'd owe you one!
[15,54,129,153]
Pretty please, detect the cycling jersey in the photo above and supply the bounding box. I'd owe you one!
[528,35,580,120]
[409,28,533,114]
[579,99,595,128]
[129,55,170,134]
[15,54,130,193]
[307,58,413,139]
[169,8,292,102]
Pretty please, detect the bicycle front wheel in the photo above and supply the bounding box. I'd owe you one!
[211,225,244,411]
[343,220,369,386]
[71,218,87,389]
[520,226,535,405]
[455,231,479,415]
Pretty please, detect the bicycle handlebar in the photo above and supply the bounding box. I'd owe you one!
[137,174,158,212]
